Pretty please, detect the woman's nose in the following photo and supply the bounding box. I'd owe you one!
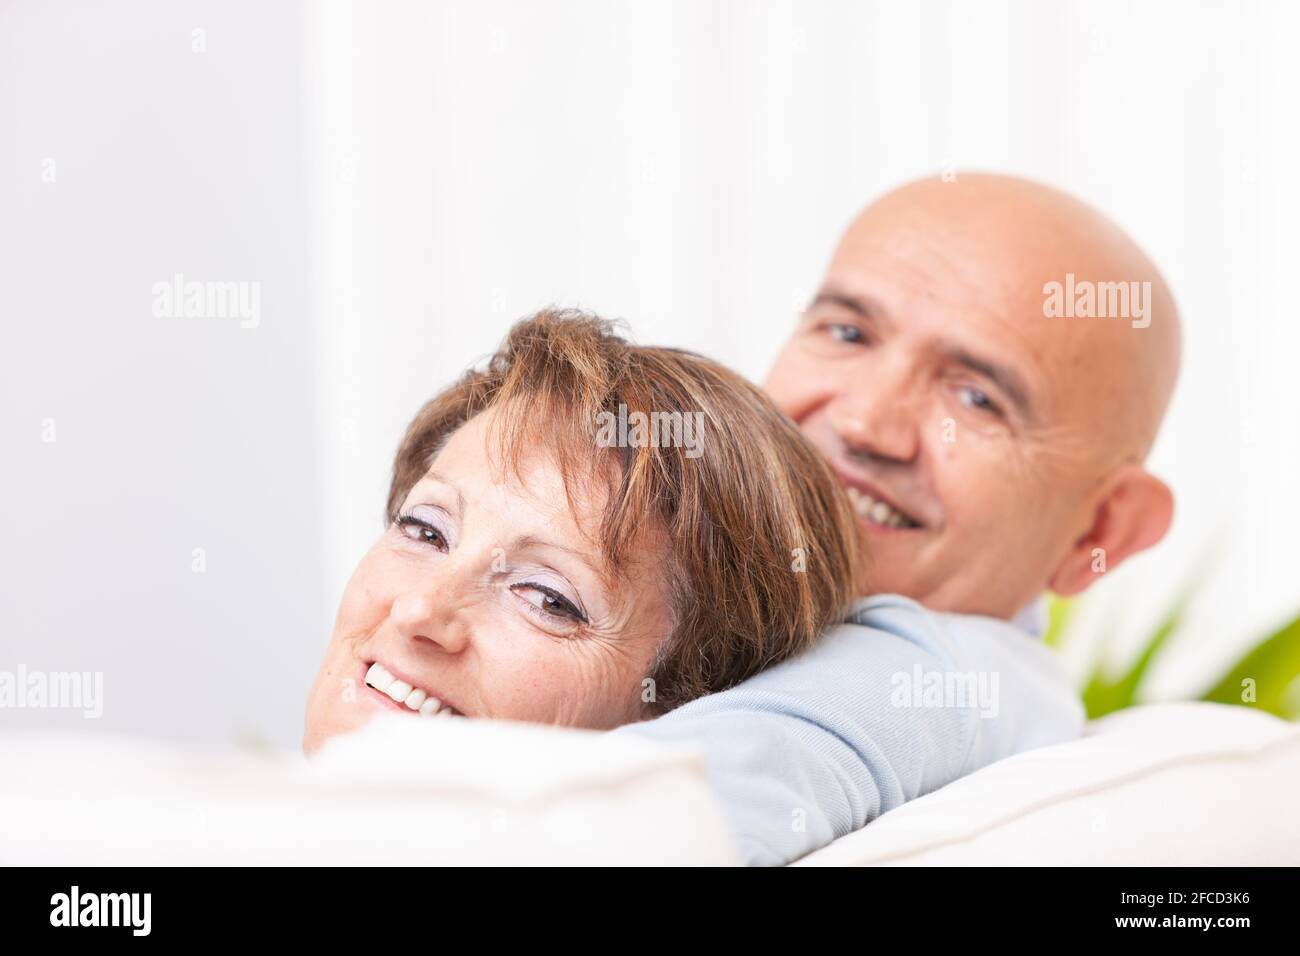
[388,591,472,654]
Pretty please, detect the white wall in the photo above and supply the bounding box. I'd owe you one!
[4,1,1298,748]
[1,0,327,747]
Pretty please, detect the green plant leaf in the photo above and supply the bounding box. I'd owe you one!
[1080,595,1187,720]
[1200,612,1300,719]
[1042,595,1074,649]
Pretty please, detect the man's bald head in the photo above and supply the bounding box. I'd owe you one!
[766,173,1181,617]
[851,173,1180,459]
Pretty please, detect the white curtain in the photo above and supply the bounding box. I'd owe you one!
[304,0,1300,702]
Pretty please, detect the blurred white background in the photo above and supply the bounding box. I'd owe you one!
[3,0,1298,747]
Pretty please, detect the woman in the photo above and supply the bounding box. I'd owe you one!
[304,309,865,751]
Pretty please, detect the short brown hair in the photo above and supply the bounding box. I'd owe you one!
[387,309,865,712]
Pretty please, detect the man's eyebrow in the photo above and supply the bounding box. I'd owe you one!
[809,284,1034,417]
[941,345,1034,417]
[807,287,889,326]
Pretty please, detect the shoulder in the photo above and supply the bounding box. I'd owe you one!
[842,590,1086,764]
[844,593,1069,677]
[840,593,1086,756]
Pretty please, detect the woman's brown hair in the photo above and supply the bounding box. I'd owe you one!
[388,309,865,713]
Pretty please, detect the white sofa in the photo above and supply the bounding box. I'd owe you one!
[2,702,1297,865]
[797,701,1300,865]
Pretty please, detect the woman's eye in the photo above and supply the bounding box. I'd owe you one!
[957,385,1002,417]
[512,583,586,624]
[396,515,447,549]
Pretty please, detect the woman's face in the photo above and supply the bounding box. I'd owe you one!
[304,409,673,753]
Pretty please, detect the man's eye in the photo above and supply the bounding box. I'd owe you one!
[826,323,865,344]
[512,583,587,624]
[396,515,447,549]
[957,385,1002,416]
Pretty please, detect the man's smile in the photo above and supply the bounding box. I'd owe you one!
[829,468,930,532]
[844,484,921,530]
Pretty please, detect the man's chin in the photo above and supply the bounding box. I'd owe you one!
[852,535,977,615]
[855,522,930,585]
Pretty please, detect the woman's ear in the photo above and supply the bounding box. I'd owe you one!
[1049,464,1174,596]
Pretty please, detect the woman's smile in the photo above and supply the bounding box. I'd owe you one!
[360,660,465,718]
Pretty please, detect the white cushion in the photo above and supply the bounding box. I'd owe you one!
[8,701,1295,866]
[794,702,1300,865]
[0,713,739,865]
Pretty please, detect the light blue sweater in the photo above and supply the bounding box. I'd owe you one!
[616,594,1085,866]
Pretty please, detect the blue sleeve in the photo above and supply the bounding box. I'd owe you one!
[612,595,1082,866]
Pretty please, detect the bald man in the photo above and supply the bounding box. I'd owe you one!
[619,174,1179,865]
[769,173,1179,619]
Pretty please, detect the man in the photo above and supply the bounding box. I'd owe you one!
[618,172,1181,865]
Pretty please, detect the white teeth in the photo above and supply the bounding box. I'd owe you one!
[421,696,461,718]
[404,688,427,711]
[365,661,464,717]
[846,486,914,528]
[364,662,394,693]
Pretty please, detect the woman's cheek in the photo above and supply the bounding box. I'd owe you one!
[472,622,562,722]
[335,546,396,630]
[554,639,646,728]
[471,616,621,726]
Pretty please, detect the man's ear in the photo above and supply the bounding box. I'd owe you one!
[1049,465,1174,596]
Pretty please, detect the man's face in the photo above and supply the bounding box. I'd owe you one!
[765,200,1126,618]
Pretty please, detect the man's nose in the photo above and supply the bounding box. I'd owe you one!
[388,586,473,655]
[828,354,921,463]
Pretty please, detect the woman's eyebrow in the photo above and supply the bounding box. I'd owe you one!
[422,471,611,583]
[422,471,466,513]
[511,534,603,576]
